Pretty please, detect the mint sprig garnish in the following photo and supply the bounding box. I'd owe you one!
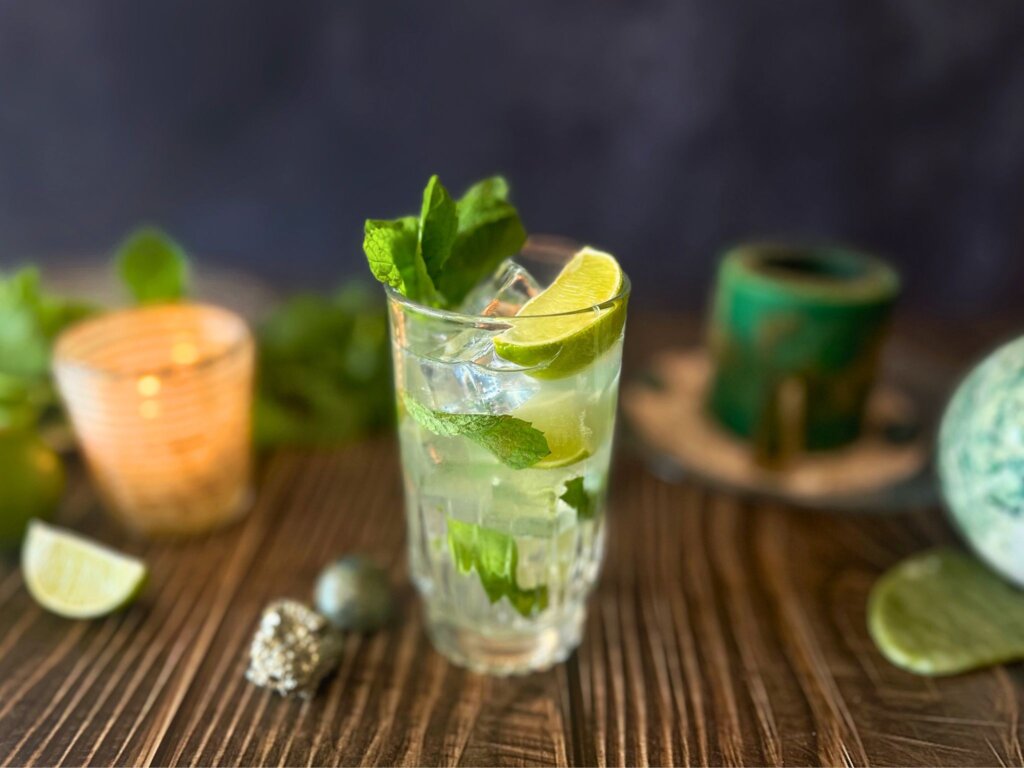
[447,517,549,617]
[362,174,526,309]
[560,476,596,521]
[438,177,528,307]
[115,227,189,304]
[402,394,550,469]
[417,176,458,279]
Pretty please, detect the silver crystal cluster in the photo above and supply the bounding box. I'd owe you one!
[246,599,342,698]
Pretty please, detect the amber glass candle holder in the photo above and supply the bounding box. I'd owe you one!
[54,303,255,537]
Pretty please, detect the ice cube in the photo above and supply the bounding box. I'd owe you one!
[412,326,539,414]
[431,328,537,373]
[427,360,538,414]
[459,259,543,317]
[408,349,537,415]
[431,327,496,363]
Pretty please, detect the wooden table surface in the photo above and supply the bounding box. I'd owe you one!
[1,315,1023,767]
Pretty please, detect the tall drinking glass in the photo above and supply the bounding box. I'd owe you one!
[387,238,629,674]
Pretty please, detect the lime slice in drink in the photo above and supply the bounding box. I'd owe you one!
[536,445,590,469]
[22,520,147,619]
[494,247,627,379]
[515,391,593,468]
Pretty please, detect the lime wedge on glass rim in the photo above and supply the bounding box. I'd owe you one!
[493,247,627,379]
[22,520,147,619]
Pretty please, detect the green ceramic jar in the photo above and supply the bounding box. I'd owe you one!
[707,243,899,459]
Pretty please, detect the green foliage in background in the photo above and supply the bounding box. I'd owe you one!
[0,227,393,449]
[115,227,190,304]
[0,228,392,546]
[0,269,96,431]
[254,285,393,448]
[115,226,394,447]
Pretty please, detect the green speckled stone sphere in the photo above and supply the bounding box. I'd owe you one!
[939,336,1024,588]
[314,555,395,632]
[707,244,899,457]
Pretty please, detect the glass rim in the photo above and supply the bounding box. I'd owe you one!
[384,237,631,325]
[53,302,253,382]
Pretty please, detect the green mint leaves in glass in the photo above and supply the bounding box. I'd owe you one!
[364,175,629,674]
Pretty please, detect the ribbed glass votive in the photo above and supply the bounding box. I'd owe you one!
[54,303,255,537]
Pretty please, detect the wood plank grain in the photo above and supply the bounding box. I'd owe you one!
[1,314,1024,766]
[3,442,1024,767]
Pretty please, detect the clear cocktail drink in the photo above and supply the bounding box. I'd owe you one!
[388,239,629,674]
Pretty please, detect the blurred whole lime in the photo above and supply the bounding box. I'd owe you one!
[0,431,64,549]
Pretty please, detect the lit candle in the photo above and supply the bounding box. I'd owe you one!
[54,304,255,537]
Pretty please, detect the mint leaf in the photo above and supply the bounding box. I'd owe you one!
[402,394,550,469]
[115,227,189,304]
[436,177,527,307]
[362,175,526,310]
[447,517,549,617]
[417,175,458,282]
[363,217,416,290]
[457,176,509,212]
[560,476,596,521]
[364,216,439,306]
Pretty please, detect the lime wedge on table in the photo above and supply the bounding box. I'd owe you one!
[868,548,1024,676]
[22,521,147,619]
[494,247,627,379]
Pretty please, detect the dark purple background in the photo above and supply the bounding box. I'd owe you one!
[0,1,1022,320]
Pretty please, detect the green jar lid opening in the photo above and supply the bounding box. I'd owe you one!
[722,243,900,305]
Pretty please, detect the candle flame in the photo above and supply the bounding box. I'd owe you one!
[172,342,199,366]
[137,375,161,397]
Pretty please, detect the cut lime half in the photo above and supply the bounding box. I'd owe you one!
[494,247,627,379]
[867,548,1024,676]
[22,520,147,619]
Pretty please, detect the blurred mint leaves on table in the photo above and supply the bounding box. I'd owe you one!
[113,225,394,448]
[364,174,527,309]
[0,269,96,431]
[1,225,393,450]
[115,227,190,304]
[254,285,392,448]
[0,224,188,436]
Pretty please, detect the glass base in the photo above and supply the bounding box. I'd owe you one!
[107,485,253,539]
[425,604,585,675]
